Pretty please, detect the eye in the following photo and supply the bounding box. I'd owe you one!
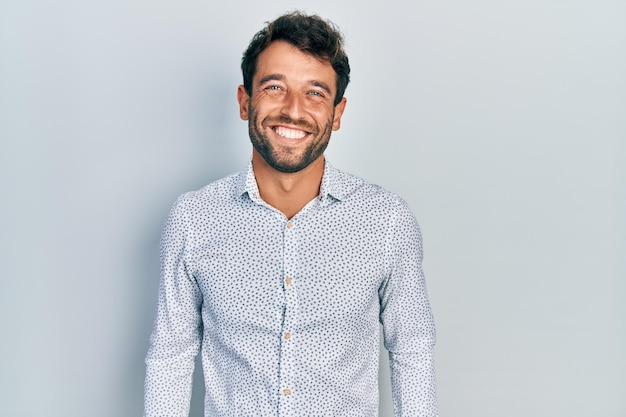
[307,90,327,102]
[262,84,285,97]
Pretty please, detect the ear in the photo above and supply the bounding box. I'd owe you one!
[237,85,250,121]
[331,97,347,131]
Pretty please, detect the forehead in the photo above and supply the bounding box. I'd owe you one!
[254,41,337,90]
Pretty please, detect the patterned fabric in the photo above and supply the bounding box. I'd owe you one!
[144,161,437,416]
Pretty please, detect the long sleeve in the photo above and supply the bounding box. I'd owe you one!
[379,198,437,417]
[144,196,203,417]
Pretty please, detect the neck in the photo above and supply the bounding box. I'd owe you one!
[252,151,325,219]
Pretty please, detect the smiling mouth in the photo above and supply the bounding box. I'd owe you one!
[273,125,309,139]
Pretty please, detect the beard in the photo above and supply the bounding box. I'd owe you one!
[248,108,334,173]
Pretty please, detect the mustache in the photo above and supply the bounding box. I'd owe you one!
[261,115,317,133]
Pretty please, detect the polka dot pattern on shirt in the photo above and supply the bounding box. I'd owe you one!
[145,161,437,417]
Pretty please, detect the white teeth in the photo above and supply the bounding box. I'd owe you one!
[275,126,307,139]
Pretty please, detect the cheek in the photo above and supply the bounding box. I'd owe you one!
[307,104,334,121]
[251,92,280,110]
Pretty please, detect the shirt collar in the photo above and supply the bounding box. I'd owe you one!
[236,159,348,206]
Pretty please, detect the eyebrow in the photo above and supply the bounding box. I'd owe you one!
[258,74,285,86]
[310,80,332,95]
[257,74,333,95]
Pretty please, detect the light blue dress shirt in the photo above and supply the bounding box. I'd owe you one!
[145,161,437,416]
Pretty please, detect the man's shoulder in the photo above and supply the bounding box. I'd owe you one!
[331,166,407,207]
[334,169,422,236]
[173,170,245,209]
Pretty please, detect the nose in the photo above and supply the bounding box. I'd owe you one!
[280,90,305,120]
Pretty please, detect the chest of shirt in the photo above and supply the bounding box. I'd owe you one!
[186,202,392,332]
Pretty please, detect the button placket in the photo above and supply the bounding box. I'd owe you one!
[278,219,298,414]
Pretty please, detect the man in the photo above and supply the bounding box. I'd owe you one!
[145,11,437,417]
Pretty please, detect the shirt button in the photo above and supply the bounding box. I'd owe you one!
[283,388,291,396]
[286,221,293,229]
[285,277,293,285]
[284,332,291,340]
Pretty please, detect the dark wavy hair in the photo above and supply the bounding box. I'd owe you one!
[241,11,350,106]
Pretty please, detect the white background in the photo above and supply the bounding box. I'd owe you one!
[1,1,624,416]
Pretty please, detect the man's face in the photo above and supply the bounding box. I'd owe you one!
[237,40,347,173]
